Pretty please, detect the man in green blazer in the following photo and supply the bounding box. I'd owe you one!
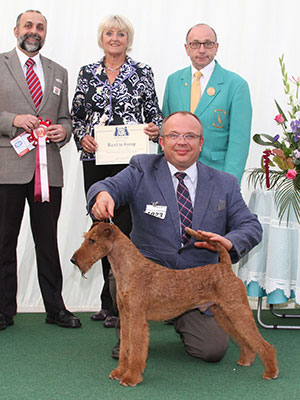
[162,24,252,184]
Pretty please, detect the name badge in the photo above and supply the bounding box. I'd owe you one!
[144,204,167,220]
[53,86,61,96]
[10,132,35,157]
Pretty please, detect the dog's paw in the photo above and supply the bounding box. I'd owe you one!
[262,368,279,380]
[109,367,124,381]
[120,372,143,387]
[237,360,252,367]
[237,349,256,366]
[237,355,256,366]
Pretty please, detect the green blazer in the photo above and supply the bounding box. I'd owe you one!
[162,61,252,184]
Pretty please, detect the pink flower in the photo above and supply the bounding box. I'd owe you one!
[286,169,297,180]
[290,76,300,84]
[274,114,285,123]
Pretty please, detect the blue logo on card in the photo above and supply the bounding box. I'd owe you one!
[114,127,129,137]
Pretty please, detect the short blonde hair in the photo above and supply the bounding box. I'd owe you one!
[97,15,134,52]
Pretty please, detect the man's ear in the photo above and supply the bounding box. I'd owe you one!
[158,136,164,151]
[184,43,188,54]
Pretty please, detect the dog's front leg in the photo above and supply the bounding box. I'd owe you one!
[109,302,129,381]
[120,307,149,387]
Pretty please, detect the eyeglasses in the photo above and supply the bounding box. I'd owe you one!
[162,133,202,142]
[188,41,216,50]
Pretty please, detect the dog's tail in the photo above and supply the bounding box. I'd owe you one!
[185,227,232,266]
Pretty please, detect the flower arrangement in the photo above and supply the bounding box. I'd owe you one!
[248,55,300,224]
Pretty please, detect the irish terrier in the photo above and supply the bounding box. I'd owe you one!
[71,222,278,387]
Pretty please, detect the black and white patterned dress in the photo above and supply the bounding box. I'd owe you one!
[71,56,163,161]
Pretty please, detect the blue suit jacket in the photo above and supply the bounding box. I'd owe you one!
[162,61,252,184]
[87,154,262,270]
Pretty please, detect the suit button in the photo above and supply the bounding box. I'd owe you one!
[178,249,182,254]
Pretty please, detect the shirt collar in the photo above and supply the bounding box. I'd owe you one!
[168,161,198,183]
[191,59,215,78]
[16,46,42,69]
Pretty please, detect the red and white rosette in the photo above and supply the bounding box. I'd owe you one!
[28,118,52,202]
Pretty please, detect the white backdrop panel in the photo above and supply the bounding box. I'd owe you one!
[1,0,299,311]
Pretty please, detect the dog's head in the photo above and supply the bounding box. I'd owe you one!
[71,222,116,276]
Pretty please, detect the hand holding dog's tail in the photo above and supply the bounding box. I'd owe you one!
[185,227,232,266]
[186,228,233,252]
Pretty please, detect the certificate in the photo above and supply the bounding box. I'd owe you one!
[95,124,149,165]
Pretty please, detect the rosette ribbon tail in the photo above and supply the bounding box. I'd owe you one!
[34,133,50,202]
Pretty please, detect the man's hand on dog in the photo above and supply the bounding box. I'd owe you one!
[92,191,115,220]
[194,230,233,252]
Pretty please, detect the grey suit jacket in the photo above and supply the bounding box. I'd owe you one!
[0,48,71,186]
[87,154,262,269]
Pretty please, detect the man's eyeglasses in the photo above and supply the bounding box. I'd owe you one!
[188,41,216,50]
[162,133,202,142]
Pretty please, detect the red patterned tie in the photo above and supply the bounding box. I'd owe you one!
[25,58,43,111]
[175,172,193,244]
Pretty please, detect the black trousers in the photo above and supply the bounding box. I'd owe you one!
[0,179,65,318]
[83,160,132,315]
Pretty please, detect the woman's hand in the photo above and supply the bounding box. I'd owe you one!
[81,135,98,153]
[144,122,159,141]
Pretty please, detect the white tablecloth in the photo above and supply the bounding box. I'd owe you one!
[238,190,300,304]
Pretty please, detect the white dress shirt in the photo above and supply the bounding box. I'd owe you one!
[167,162,198,206]
[16,47,45,92]
[191,60,215,96]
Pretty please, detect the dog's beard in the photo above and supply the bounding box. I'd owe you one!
[75,259,95,277]
[71,249,101,277]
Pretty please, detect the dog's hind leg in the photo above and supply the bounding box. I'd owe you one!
[212,306,256,366]
[213,302,278,380]
[119,307,149,387]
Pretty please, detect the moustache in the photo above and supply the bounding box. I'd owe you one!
[24,33,41,42]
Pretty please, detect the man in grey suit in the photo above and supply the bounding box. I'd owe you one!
[0,10,81,330]
[88,111,262,361]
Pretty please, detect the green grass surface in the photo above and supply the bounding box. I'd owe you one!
[0,311,299,400]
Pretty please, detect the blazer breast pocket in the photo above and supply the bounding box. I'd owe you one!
[208,199,227,215]
[211,108,228,130]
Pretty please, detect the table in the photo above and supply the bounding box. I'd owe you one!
[238,190,300,329]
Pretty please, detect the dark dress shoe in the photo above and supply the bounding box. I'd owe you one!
[0,313,14,331]
[90,309,109,321]
[103,315,119,328]
[45,310,81,328]
[112,340,120,359]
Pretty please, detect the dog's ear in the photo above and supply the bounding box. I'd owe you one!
[102,227,114,238]
[89,221,99,231]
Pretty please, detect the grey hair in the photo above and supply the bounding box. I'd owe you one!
[16,10,47,28]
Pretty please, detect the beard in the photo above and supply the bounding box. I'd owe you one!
[17,33,44,53]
